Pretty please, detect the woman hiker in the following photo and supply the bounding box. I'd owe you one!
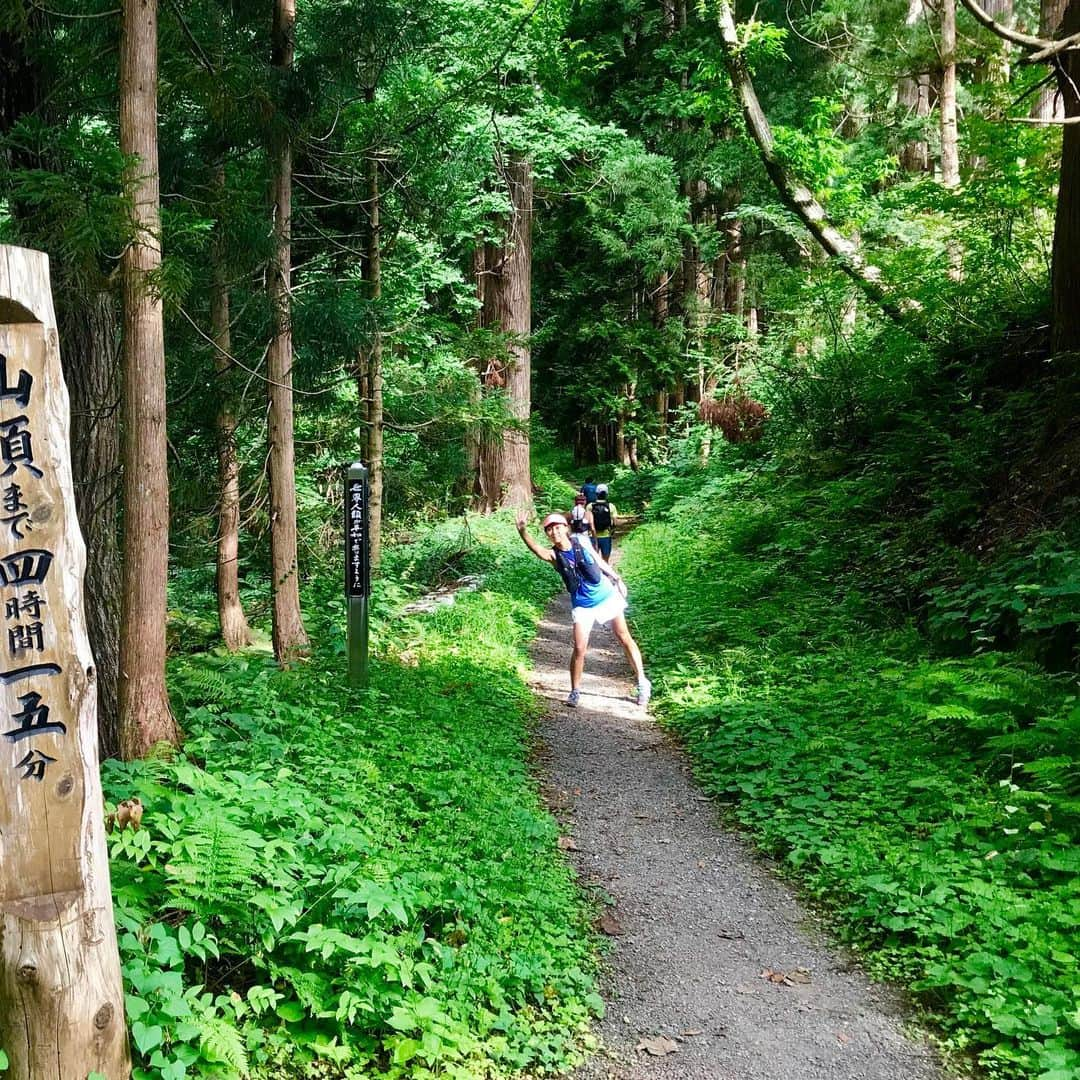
[516,510,651,709]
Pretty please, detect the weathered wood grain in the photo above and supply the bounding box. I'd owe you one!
[0,245,129,1079]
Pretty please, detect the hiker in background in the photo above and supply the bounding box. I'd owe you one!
[581,477,599,505]
[516,511,651,709]
[569,492,594,539]
[589,484,617,559]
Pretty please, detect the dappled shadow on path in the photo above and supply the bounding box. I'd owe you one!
[530,588,947,1080]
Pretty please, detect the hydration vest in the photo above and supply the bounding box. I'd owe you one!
[553,536,603,598]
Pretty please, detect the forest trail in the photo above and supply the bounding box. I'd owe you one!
[530,586,947,1080]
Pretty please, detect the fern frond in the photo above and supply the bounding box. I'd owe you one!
[197,1014,249,1075]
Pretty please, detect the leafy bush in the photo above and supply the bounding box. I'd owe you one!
[928,538,1080,668]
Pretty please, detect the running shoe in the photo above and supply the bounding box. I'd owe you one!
[565,689,581,708]
[636,679,652,708]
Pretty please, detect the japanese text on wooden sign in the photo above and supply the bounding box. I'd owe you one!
[0,354,63,783]
[346,471,370,598]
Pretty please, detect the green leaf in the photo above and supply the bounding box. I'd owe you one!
[130,1021,164,1056]
[275,1001,305,1023]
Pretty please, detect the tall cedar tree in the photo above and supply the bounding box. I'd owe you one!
[212,162,253,649]
[267,0,309,662]
[473,153,534,512]
[118,0,179,757]
[1051,0,1080,355]
[362,141,384,568]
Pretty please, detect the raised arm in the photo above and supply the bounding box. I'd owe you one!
[516,512,556,562]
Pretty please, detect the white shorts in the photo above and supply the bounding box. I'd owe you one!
[571,591,627,636]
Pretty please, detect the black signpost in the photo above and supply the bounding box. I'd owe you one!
[345,461,370,687]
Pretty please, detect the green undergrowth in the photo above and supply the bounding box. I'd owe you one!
[105,516,599,1080]
[620,463,1080,1080]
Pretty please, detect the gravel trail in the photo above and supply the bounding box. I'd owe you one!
[530,586,946,1080]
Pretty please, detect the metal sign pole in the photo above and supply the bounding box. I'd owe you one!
[345,461,370,687]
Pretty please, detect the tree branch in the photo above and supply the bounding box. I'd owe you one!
[716,0,909,326]
[956,0,1080,56]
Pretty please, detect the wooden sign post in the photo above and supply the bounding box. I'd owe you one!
[0,247,129,1078]
[345,461,370,687]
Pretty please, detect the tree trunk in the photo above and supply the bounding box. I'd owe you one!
[0,244,130,1080]
[1032,0,1068,119]
[654,388,668,440]
[473,154,533,512]
[461,245,485,490]
[720,212,746,323]
[1051,0,1080,356]
[364,148,384,569]
[978,0,1013,82]
[211,167,252,651]
[60,290,122,759]
[939,0,961,187]
[267,0,309,664]
[118,0,179,758]
[899,0,931,172]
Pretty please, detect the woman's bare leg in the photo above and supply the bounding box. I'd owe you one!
[570,620,590,689]
[610,615,645,683]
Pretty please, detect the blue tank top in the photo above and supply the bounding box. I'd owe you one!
[553,537,613,609]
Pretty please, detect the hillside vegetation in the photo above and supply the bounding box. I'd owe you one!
[616,352,1080,1080]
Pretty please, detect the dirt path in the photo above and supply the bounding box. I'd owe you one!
[530,586,946,1080]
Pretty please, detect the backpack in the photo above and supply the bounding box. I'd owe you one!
[591,501,612,532]
[570,505,590,534]
[553,536,603,596]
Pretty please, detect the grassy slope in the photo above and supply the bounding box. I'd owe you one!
[617,462,1080,1080]
[104,516,600,1080]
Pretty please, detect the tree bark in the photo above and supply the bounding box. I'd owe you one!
[364,146,384,569]
[898,0,932,173]
[118,0,179,758]
[267,0,309,664]
[473,154,533,513]
[60,291,122,759]
[211,167,252,651]
[897,72,931,171]
[461,244,485,491]
[939,0,961,187]
[0,244,130,1080]
[1051,0,1080,355]
[1032,0,1068,119]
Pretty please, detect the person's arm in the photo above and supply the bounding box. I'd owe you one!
[585,540,625,590]
[610,503,618,537]
[585,508,596,540]
[516,512,556,563]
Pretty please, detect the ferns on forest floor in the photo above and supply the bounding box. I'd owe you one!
[106,517,597,1080]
